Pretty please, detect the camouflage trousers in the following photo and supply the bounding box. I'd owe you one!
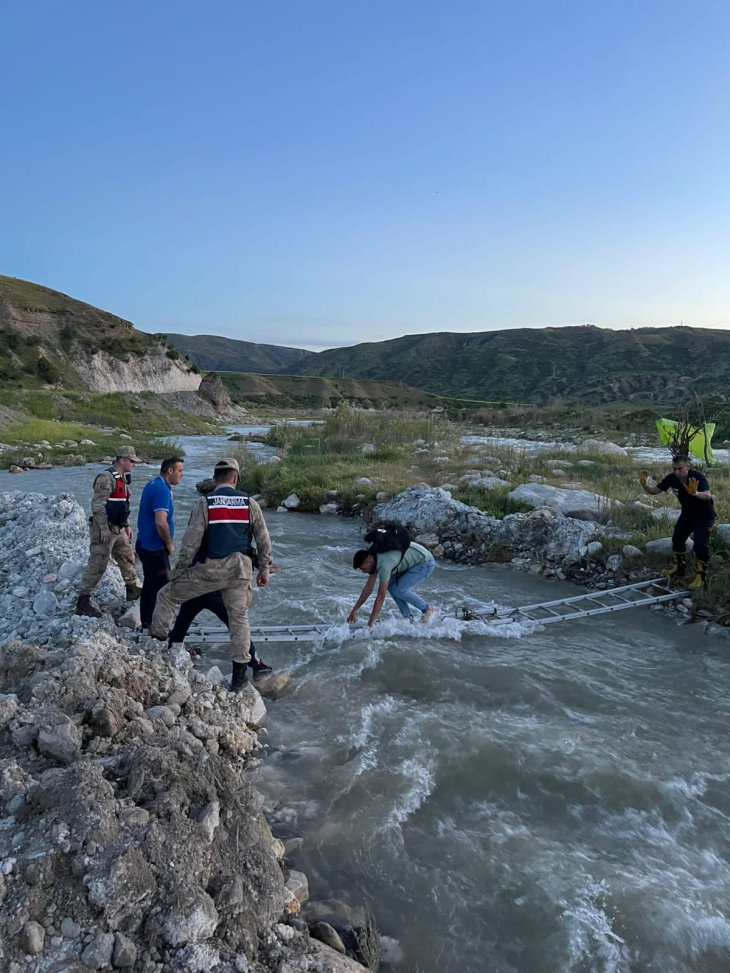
[79,520,138,595]
[151,552,254,663]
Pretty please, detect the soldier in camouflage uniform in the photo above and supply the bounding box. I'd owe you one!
[150,458,272,690]
[75,445,142,618]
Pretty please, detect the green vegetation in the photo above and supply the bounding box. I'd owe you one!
[163,333,314,374]
[221,371,492,415]
[293,324,730,406]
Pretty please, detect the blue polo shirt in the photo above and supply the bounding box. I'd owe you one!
[137,475,174,551]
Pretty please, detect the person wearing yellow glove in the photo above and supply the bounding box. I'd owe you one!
[640,454,715,589]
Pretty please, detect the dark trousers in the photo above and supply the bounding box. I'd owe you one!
[135,542,170,628]
[168,591,261,665]
[672,512,714,563]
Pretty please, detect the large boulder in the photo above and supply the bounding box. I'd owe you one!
[645,537,693,555]
[198,371,232,413]
[507,483,614,522]
[580,439,628,457]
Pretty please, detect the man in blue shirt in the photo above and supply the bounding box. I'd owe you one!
[136,456,184,628]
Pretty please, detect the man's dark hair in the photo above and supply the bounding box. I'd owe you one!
[160,456,183,476]
[353,549,376,572]
[672,454,691,465]
[214,466,238,484]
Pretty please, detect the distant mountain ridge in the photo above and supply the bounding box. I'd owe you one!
[292,325,730,405]
[163,333,315,374]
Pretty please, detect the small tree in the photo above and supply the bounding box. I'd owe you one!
[662,393,712,462]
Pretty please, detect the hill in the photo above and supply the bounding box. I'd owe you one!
[0,276,200,393]
[163,333,314,374]
[220,371,490,412]
[294,325,730,405]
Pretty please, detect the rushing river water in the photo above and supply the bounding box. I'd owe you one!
[3,431,730,972]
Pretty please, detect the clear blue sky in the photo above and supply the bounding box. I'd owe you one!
[1,1,728,349]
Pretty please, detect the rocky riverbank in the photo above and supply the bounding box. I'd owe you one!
[0,491,368,973]
[371,486,729,629]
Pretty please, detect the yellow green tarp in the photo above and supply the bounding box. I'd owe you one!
[656,418,715,463]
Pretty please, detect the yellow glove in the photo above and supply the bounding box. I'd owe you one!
[639,470,649,487]
[686,477,699,495]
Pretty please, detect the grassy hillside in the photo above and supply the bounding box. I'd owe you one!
[220,371,492,413]
[294,325,730,405]
[0,275,197,390]
[164,333,314,374]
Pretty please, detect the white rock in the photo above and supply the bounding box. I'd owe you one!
[355,477,373,487]
[645,537,693,555]
[651,507,681,524]
[508,483,614,522]
[360,444,375,454]
[606,554,624,573]
[716,524,730,544]
[577,460,595,467]
[528,475,546,483]
[285,869,309,903]
[580,439,628,457]
[197,801,221,842]
[586,541,604,556]
[117,602,141,630]
[283,494,300,510]
[205,666,226,685]
[319,503,339,515]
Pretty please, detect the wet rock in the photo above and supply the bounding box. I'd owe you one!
[307,939,370,971]
[21,920,46,955]
[81,931,114,968]
[9,465,24,473]
[253,671,292,697]
[38,720,82,764]
[285,869,309,904]
[319,503,339,515]
[112,933,137,968]
[309,921,346,954]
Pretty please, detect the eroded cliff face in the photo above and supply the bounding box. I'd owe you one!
[74,350,202,393]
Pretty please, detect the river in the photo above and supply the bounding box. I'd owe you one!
[2,431,730,972]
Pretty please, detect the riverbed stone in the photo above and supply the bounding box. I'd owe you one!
[645,537,693,555]
[622,545,643,559]
[508,483,614,521]
[285,869,309,904]
[651,507,681,524]
[309,921,346,954]
[21,920,45,955]
[716,524,730,544]
[81,931,115,969]
[283,494,300,510]
[38,720,82,764]
[580,439,628,457]
[319,503,339,515]
[112,932,137,968]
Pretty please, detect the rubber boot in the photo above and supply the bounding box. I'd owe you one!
[687,560,708,592]
[661,552,686,579]
[125,584,142,601]
[74,594,102,618]
[230,661,248,692]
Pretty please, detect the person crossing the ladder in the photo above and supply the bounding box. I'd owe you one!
[348,523,436,628]
[640,453,715,590]
[150,458,272,691]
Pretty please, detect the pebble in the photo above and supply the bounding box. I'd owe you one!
[21,920,45,955]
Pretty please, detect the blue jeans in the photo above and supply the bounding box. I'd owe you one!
[388,558,436,618]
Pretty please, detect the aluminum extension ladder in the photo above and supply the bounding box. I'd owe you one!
[182,578,688,644]
[459,577,689,625]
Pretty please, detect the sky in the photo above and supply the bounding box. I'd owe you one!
[1,1,729,351]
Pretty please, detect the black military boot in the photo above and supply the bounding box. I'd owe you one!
[250,659,274,680]
[230,661,248,692]
[74,594,102,618]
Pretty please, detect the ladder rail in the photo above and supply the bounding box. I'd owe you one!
[483,578,672,617]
